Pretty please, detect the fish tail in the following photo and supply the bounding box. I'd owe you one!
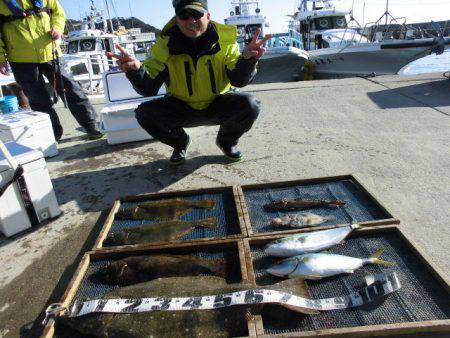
[196,217,218,229]
[208,258,227,278]
[196,199,216,210]
[369,248,395,267]
[323,215,336,222]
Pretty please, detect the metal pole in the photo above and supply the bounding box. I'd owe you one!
[103,0,114,33]
[385,0,389,26]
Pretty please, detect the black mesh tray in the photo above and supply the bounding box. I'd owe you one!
[240,175,398,236]
[95,186,246,250]
[245,226,450,337]
[51,241,252,338]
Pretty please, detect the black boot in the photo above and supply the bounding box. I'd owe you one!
[53,123,63,142]
[84,123,104,140]
[216,139,243,162]
[170,135,191,165]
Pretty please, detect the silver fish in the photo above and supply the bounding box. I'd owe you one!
[264,224,360,257]
[271,213,335,228]
[267,249,394,279]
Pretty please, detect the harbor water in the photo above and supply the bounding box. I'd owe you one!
[400,49,450,75]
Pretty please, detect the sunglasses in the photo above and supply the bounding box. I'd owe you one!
[178,9,205,21]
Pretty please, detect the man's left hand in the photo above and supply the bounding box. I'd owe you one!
[50,28,62,41]
[242,28,272,60]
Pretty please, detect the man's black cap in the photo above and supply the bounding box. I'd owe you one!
[172,0,208,15]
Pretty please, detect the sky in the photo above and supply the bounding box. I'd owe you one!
[59,0,450,33]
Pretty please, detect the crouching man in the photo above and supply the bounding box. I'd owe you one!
[108,0,270,164]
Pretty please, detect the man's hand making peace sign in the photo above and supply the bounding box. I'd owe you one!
[106,44,141,73]
[241,28,272,60]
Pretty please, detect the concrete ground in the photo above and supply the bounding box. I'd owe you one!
[0,72,449,337]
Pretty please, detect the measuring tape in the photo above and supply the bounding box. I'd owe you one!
[44,272,400,322]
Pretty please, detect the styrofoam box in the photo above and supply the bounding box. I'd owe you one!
[0,142,61,237]
[0,110,58,158]
[99,70,166,145]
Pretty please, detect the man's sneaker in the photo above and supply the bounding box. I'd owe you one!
[85,125,105,140]
[216,140,243,162]
[54,124,63,142]
[170,136,191,165]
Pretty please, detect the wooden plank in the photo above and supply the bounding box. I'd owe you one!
[237,185,254,237]
[234,185,249,237]
[240,174,354,190]
[94,234,245,254]
[93,200,121,250]
[258,320,450,337]
[41,254,91,338]
[238,240,250,283]
[120,185,235,203]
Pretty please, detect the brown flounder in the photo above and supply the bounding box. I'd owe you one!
[59,276,313,338]
[94,254,227,285]
[116,198,216,221]
[103,217,218,247]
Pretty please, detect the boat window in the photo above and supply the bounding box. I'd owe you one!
[333,16,347,28]
[315,17,332,30]
[67,41,79,54]
[70,63,88,75]
[80,39,96,52]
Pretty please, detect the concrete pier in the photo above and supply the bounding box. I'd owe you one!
[0,72,449,337]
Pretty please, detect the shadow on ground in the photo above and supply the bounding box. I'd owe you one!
[367,78,450,110]
[52,154,229,212]
[18,209,110,338]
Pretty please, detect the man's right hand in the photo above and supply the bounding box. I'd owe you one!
[106,44,141,73]
[0,62,9,76]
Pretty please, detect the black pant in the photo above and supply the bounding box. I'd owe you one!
[135,92,260,149]
[10,61,96,135]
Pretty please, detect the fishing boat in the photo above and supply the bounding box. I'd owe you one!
[290,0,450,78]
[61,1,155,95]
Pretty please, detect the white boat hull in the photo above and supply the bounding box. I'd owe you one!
[309,38,450,77]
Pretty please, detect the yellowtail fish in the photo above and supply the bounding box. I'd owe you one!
[60,276,313,338]
[94,254,226,285]
[267,249,394,279]
[264,198,345,212]
[116,198,216,220]
[271,213,335,228]
[265,224,360,257]
[104,217,217,246]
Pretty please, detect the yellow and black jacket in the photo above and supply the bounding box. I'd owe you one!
[127,18,258,110]
[0,0,66,63]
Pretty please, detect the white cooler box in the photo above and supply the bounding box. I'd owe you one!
[99,70,166,145]
[0,110,58,158]
[0,141,61,237]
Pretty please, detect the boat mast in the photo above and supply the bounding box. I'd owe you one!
[103,0,114,33]
[385,0,389,26]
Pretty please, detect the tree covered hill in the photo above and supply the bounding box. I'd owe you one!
[65,17,161,35]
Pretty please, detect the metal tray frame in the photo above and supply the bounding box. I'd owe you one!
[237,174,400,237]
[242,225,450,337]
[93,185,247,250]
[41,239,256,338]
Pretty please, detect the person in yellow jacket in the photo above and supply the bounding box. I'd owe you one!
[0,0,103,141]
[108,0,271,164]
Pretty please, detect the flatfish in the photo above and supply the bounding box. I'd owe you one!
[103,217,218,246]
[94,254,227,285]
[116,198,216,221]
[271,213,335,228]
[264,198,345,212]
[59,276,312,338]
[267,249,394,279]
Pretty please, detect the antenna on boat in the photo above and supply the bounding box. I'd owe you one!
[103,0,114,33]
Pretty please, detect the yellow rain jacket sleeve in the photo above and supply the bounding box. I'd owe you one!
[0,0,66,63]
